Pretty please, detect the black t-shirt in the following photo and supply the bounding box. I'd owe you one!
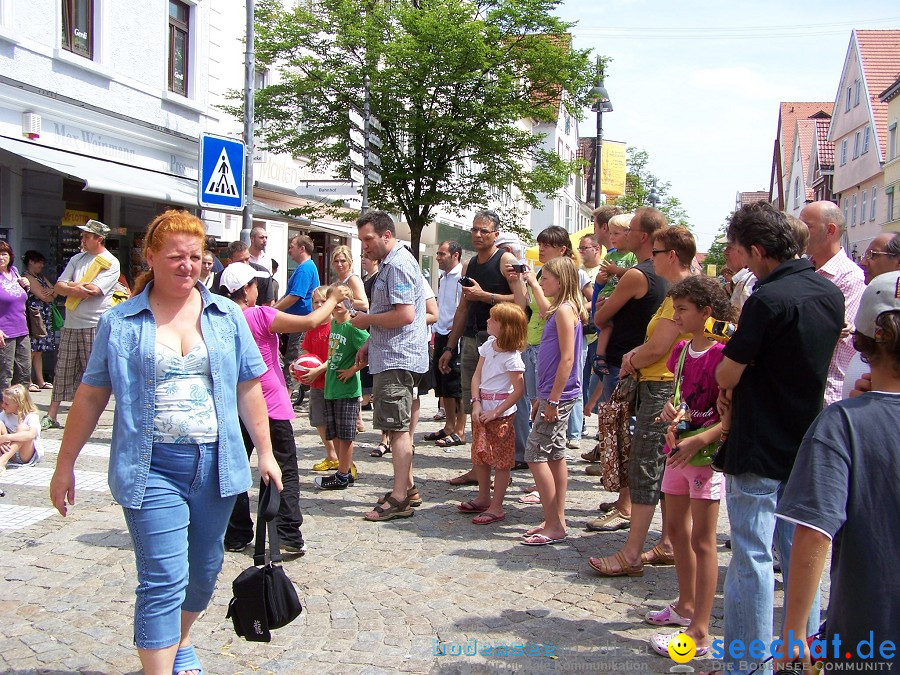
[606,259,667,368]
[464,249,511,337]
[776,393,900,662]
[718,258,843,481]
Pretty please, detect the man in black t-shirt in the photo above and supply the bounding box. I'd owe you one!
[715,202,843,674]
[437,211,525,485]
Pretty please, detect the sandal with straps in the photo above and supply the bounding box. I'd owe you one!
[172,644,203,674]
[588,551,644,577]
[369,442,391,457]
[377,486,422,507]
[364,495,414,521]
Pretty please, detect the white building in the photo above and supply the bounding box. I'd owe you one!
[0,0,214,280]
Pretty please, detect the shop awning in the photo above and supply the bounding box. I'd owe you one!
[0,135,198,207]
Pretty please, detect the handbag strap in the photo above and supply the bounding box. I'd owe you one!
[672,342,690,405]
[252,480,284,566]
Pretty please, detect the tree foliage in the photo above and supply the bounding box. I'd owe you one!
[236,0,595,257]
[704,222,728,270]
[614,148,691,229]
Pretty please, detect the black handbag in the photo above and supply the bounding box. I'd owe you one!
[226,482,303,642]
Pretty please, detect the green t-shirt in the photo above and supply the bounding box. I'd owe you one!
[597,249,638,299]
[325,320,369,400]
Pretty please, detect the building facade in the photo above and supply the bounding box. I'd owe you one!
[828,29,900,257]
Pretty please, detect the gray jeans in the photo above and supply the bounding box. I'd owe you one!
[0,334,31,390]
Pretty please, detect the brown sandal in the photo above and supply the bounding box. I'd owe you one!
[364,495,414,521]
[377,486,422,507]
[588,551,644,577]
[641,544,676,566]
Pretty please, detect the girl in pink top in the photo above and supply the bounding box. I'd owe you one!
[219,263,349,553]
[645,276,735,658]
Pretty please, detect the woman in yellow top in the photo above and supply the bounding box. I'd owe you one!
[590,226,695,578]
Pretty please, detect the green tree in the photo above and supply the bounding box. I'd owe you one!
[241,0,595,258]
[704,222,728,271]
[614,148,691,229]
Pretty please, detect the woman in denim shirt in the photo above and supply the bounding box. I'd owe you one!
[50,211,282,675]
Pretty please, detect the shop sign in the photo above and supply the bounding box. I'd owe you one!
[61,209,98,227]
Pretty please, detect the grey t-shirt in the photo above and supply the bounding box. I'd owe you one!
[58,249,121,329]
[776,391,900,661]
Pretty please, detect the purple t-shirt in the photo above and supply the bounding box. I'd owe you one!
[537,304,583,402]
[666,340,725,430]
[0,268,28,338]
[242,305,294,421]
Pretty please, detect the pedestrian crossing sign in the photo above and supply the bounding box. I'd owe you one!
[199,133,245,210]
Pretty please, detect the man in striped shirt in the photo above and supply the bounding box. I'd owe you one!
[800,201,865,407]
[351,210,428,521]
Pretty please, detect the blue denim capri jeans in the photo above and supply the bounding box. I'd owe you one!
[122,442,237,649]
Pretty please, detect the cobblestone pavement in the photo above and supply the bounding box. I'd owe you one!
[1,390,818,675]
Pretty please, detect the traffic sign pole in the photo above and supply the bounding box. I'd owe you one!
[241,0,255,245]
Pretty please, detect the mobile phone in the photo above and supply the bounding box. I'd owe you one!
[458,276,476,287]
[342,298,356,315]
[512,263,528,273]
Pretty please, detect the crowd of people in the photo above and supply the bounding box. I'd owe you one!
[22,200,896,674]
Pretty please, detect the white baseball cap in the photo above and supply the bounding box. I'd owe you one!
[219,262,269,294]
[495,231,522,250]
[855,270,900,339]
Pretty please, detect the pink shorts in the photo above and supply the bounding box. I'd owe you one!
[661,462,722,500]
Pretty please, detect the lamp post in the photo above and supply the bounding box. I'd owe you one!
[648,178,661,208]
[590,57,613,208]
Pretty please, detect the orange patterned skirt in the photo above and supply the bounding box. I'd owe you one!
[471,414,516,470]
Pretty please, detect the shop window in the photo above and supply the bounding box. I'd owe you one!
[168,0,190,96]
[61,0,93,59]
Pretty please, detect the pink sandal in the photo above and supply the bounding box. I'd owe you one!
[645,603,692,627]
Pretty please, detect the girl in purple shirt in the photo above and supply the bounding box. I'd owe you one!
[516,256,587,546]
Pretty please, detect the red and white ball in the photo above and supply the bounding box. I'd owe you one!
[289,353,324,381]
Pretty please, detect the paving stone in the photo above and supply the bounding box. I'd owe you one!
[0,393,831,673]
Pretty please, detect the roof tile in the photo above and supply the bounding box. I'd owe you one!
[855,30,900,161]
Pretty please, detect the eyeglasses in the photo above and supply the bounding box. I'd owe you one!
[862,250,898,260]
[471,227,496,236]
[651,249,673,256]
[578,245,597,251]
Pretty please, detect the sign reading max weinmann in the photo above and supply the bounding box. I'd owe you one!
[199,133,245,210]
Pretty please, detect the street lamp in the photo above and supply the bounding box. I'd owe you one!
[590,57,613,208]
[648,178,661,208]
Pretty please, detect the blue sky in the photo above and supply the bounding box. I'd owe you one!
[554,0,900,250]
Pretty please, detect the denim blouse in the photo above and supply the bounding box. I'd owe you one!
[82,281,266,508]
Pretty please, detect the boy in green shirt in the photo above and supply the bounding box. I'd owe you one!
[314,296,369,490]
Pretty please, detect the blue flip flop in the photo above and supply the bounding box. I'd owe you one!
[173,645,203,675]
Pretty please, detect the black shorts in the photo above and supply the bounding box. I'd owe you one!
[432,332,461,399]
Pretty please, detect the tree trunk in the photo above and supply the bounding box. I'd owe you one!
[408,215,427,263]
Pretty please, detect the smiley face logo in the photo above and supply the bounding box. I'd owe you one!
[668,633,696,663]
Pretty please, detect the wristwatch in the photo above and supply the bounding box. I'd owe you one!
[547,400,559,408]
